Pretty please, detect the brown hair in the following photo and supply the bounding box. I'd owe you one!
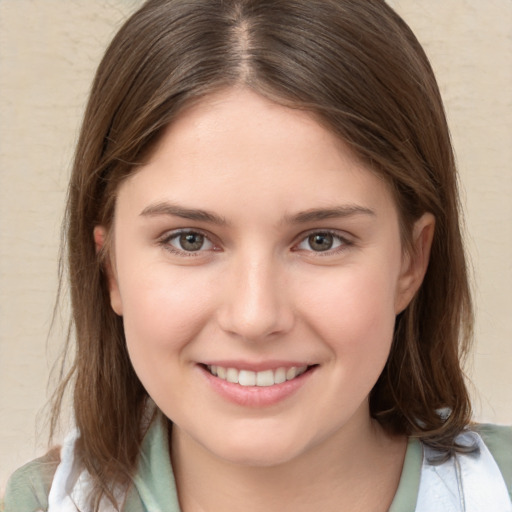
[52,0,473,507]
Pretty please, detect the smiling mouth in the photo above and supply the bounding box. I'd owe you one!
[205,365,312,387]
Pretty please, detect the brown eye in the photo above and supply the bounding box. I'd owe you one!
[308,233,334,251]
[165,231,214,253]
[294,231,348,254]
[179,232,205,251]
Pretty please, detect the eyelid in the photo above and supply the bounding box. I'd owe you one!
[156,227,354,257]
[158,228,220,256]
[292,229,354,254]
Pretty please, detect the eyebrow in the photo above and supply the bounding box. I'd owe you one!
[140,202,228,225]
[141,202,375,225]
[285,205,376,224]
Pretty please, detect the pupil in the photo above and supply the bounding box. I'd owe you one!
[309,233,333,251]
[180,233,204,251]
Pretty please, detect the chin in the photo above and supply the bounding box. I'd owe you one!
[214,439,304,468]
[192,420,318,468]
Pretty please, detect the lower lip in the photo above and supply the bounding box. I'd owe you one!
[199,366,315,407]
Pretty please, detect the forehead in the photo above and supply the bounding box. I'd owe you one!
[117,87,397,223]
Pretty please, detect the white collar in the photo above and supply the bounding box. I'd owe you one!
[416,430,512,512]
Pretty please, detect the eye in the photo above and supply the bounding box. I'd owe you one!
[165,230,215,253]
[295,231,347,252]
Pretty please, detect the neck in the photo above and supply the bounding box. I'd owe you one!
[170,409,407,512]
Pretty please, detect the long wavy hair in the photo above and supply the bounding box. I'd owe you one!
[51,0,473,508]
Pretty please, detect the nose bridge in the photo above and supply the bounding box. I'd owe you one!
[217,247,294,341]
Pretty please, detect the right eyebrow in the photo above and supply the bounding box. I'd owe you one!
[285,205,376,224]
[139,201,228,226]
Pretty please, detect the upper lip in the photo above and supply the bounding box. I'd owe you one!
[199,360,315,372]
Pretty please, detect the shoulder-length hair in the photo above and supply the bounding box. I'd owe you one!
[52,0,473,508]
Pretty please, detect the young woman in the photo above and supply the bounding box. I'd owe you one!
[5,0,511,511]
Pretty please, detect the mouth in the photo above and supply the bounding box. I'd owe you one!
[204,364,313,387]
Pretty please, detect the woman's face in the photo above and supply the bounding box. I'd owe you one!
[100,88,431,467]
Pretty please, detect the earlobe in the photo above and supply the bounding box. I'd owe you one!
[395,213,435,314]
[93,226,123,316]
[93,225,107,255]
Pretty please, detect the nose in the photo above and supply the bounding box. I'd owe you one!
[216,252,295,342]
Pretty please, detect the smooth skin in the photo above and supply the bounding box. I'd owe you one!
[95,87,434,512]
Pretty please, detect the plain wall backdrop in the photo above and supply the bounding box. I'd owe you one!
[0,0,511,495]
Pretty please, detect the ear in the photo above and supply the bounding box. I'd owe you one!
[395,213,435,314]
[93,226,123,316]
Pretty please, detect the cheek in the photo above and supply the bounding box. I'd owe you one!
[117,262,216,365]
[117,264,221,409]
[298,264,398,362]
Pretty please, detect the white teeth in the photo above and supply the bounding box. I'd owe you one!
[207,365,308,387]
[238,370,256,386]
[274,367,286,384]
[256,369,275,387]
[286,367,297,380]
[226,368,238,384]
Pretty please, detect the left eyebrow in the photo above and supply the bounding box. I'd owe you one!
[139,202,228,225]
[285,205,376,224]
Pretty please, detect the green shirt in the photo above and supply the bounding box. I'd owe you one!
[4,419,512,512]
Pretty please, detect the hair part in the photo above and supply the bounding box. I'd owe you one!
[52,0,473,507]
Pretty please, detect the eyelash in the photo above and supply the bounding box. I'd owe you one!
[158,229,218,257]
[158,229,354,257]
[293,230,354,256]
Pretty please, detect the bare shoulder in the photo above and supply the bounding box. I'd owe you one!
[4,447,60,512]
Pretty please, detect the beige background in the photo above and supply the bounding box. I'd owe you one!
[0,0,511,495]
